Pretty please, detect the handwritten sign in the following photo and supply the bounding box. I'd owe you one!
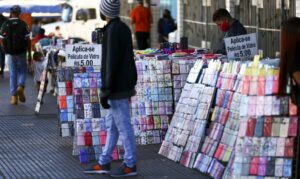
[66,44,101,67]
[224,33,258,61]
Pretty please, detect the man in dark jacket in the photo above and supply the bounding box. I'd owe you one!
[0,5,31,105]
[84,0,138,178]
[213,8,247,55]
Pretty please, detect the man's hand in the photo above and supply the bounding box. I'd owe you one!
[100,96,110,109]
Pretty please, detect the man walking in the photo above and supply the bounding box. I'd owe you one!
[130,0,152,50]
[0,5,31,105]
[84,0,138,177]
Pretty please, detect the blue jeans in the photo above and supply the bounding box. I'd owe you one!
[7,54,27,96]
[99,98,136,167]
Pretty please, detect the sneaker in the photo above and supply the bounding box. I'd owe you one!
[10,96,17,105]
[16,86,26,103]
[84,163,110,174]
[110,163,137,178]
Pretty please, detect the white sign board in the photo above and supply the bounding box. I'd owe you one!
[66,44,101,67]
[252,0,264,8]
[151,0,160,6]
[202,0,211,6]
[224,33,258,61]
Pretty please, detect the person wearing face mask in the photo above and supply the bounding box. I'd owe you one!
[158,9,177,43]
[213,8,247,55]
[84,0,138,177]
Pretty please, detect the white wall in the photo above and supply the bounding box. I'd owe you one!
[297,0,300,17]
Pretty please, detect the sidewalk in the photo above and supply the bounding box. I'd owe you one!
[0,73,210,179]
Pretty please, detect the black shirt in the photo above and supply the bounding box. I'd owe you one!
[292,41,300,73]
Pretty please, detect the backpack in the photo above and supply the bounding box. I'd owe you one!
[2,19,27,55]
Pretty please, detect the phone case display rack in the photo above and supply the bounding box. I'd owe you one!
[129,54,197,145]
[57,67,77,137]
[72,68,124,164]
[131,59,173,145]
[159,59,300,179]
[171,59,195,106]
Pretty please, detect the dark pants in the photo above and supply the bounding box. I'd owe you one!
[135,32,150,50]
[0,47,5,74]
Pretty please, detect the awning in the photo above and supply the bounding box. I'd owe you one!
[0,0,65,14]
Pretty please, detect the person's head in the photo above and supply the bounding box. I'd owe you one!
[100,0,120,22]
[39,28,45,36]
[137,0,143,5]
[55,26,60,31]
[163,9,171,19]
[10,5,21,18]
[33,51,43,62]
[278,17,300,96]
[213,8,232,32]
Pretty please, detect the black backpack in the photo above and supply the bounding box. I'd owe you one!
[2,19,27,55]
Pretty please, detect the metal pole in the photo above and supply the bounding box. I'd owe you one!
[205,0,208,48]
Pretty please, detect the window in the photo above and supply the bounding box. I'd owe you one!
[76,8,97,21]
[61,4,73,22]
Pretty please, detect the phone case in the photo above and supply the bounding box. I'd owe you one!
[279,118,289,137]
[254,117,264,137]
[257,76,266,96]
[249,157,259,175]
[266,157,275,176]
[275,158,284,177]
[246,118,256,137]
[271,118,281,137]
[288,116,298,137]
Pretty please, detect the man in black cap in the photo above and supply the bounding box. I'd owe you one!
[84,0,138,178]
[0,5,31,105]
